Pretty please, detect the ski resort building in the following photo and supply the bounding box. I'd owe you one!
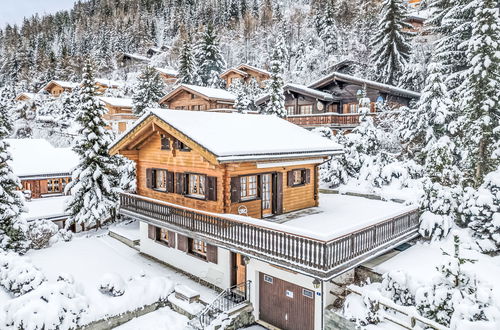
[256,72,420,132]
[40,80,80,97]
[159,84,236,111]
[110,109,420,330]
[98,96,137,133]
[220,64,271,88]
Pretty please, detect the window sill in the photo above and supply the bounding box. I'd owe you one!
[290,183,307,188]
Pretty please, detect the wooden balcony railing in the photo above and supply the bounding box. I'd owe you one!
[120,193,420,279]
[286,113,377,128]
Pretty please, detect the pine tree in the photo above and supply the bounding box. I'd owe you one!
[317,1,338,55]
[177,36,198,85]
[455,0,500,186]
[65,61,121,229]
[196,24,226,87]
[0,87,29,253]
[265,34,286,117]
[370,0,413,85]
[229,78,260,113]
[132,66,165,116]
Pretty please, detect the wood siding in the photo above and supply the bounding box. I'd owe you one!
[160,90,233,110]
[20,177,71,198]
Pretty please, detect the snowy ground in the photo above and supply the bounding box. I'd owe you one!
[114,306,189,330]
[108,218,140,241]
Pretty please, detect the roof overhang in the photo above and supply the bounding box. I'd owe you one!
[219,68,249,78]
[236,64,271,77]
[159,85,234,104]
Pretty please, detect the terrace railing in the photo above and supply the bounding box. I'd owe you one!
[286,113,377,128]
[120,193,420,278]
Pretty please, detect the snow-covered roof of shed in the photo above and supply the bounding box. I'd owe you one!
[308,72,421,99]
[155,67,178,77]
[160,84,236,103]
[94,78,123,88]
[111,109,342,162]
[6,139,79,178]
[98,96,133,108]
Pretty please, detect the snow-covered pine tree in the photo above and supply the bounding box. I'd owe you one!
[264,33,286,117]
[370,0,413,86]
[57,90,79,129]
[11,100,36,138]
[65,60,121,229]
[177,35,198,85]
[229,78,260,113]
[132,66,165,116]
[455,0,500,187]
[196,24,226,88]
[0,89,29,253]
[317,2,338,55]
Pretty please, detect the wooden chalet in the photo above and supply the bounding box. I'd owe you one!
[110,109,420,330]
[159,84,236,111]
[93,78,123,94]
[155,67,178,85]
[220,64,271,88]
[40,80,80,97]
[116,52,150,71]
[256,72,420,131]
[98,96,137,133]
[15,92,37,102]
[146,46,170,57]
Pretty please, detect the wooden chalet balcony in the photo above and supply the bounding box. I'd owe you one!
[286,112,376,128]
[120,193,420,279]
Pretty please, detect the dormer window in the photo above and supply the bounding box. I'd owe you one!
[160,135,170,150]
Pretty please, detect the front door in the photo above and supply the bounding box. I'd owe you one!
[231,252,247,287]
[261,174,273,217]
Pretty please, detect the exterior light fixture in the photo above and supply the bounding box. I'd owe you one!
[313,278,321,289]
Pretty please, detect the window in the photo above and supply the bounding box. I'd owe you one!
[349,103,359,113]
[190,238,207,258]
[191,105,205,111]
[264,275,273,284]
[47,179,60,193]
[303,289,314,299]
[188,174,206,198]
[240,175,258,200]
[153,169,168,191]
[175,140,191,151]
[160,135,170,150]
[191,94,199,99]
[61,178,70,191]
[286,105,295,116]
[288,169,310,187]
[158,228,169,244]
[299,104,313,114]
[292,170,303,185]
[175,106,187,110]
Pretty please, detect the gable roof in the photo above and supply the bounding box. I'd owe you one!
[110,109,342,163]
[98,96,133,108]
[236,64,271,77]
[255,83,335,105]
[156,67,179,77]
[219,68,249,78]
[15,92,37,101]
[160,84,236,104]
[308,72,421,99]
[41,80,79,92]
[6,139,79,178]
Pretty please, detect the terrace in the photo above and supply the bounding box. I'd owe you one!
[286,112,377,129]
[120,193,419,280]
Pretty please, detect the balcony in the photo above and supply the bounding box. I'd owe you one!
[286,112,377,129]
[120,193,420,279]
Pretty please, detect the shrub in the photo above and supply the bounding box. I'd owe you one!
[98,273,126,297]
[26,220,59,249]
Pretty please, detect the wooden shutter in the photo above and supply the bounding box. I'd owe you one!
[176,173,186,195]
[148,224,156,239]
[146,169,153,188]
[166,171,175,193]
[304,169,311,184]
[207,244,218,264]
[177,234,188,252]
[206,176,217,201]
[168,231,176,248]
[230,177,241,203]
[287,171,294,187]
[274,172,283,215]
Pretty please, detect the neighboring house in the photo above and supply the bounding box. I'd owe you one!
[110,109,420,330]
[98,96,137,133]
[146,46,170,57]
[93,78,123,94]
[6,139,79,228]
[220,64,271,88]
[256,72,420,132]
[40,80,80,97]
[14,92,37,102]
[159,84,236,111]
[116,52,150,70]
[155,67,178,85]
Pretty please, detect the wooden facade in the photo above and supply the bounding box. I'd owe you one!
[156,68,178,85]
[41,80,79,97]
[220,64,271,88]
[159,85,235,111]
[21,176,71,199]
[99,97,137,133]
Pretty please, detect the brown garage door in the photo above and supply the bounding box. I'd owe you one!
[259,272,315,330]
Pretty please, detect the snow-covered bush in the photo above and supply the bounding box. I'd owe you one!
[98,273,126,297]
[0,252,46,296]
[57,273,74,284]
[26,220,59,249]
[419,211,453,241]
[360,293,381,325]
[311,126,333,140]
[3,281,88,330]
[58,228,73,242]
[381,270,415,306]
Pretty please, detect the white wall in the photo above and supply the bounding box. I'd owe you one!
[139,221,232,289]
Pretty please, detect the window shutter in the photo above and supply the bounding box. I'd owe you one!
[230,177,241,203]
[207,244,218,264]
[146,169,153,188]
[304,169,311,184]
[177,234,188,252]
[206,176,217,201]
[176,173,186,195]
[287,171,294,187]
[168,231,176,248]
[148,224,156,240]
[166,171,174,193]
[275,172,283,215]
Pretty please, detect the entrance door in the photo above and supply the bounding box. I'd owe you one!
[231,252,247,286]
[261,174,273,217]
[259,272,315,330]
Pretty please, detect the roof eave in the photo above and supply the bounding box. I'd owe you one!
[216,150,343,163]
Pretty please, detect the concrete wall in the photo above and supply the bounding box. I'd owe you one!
[139,221,232,289]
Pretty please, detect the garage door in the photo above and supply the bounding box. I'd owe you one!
[259,272,315,330]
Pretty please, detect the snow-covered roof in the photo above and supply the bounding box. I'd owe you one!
[160,84,236,103]
[24,195,70,221]
[119,53,150,62]
[98,96,134,108]
[111,109,343,162]
[236,64,271,76]
[41,80,79,92]
[219,68,249,78]
[6,139,79,178]
[155,67,178,77]
[94,78,123,88]
[15,92,37,100]
[308,72,421,99]
[256,83,335,105]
